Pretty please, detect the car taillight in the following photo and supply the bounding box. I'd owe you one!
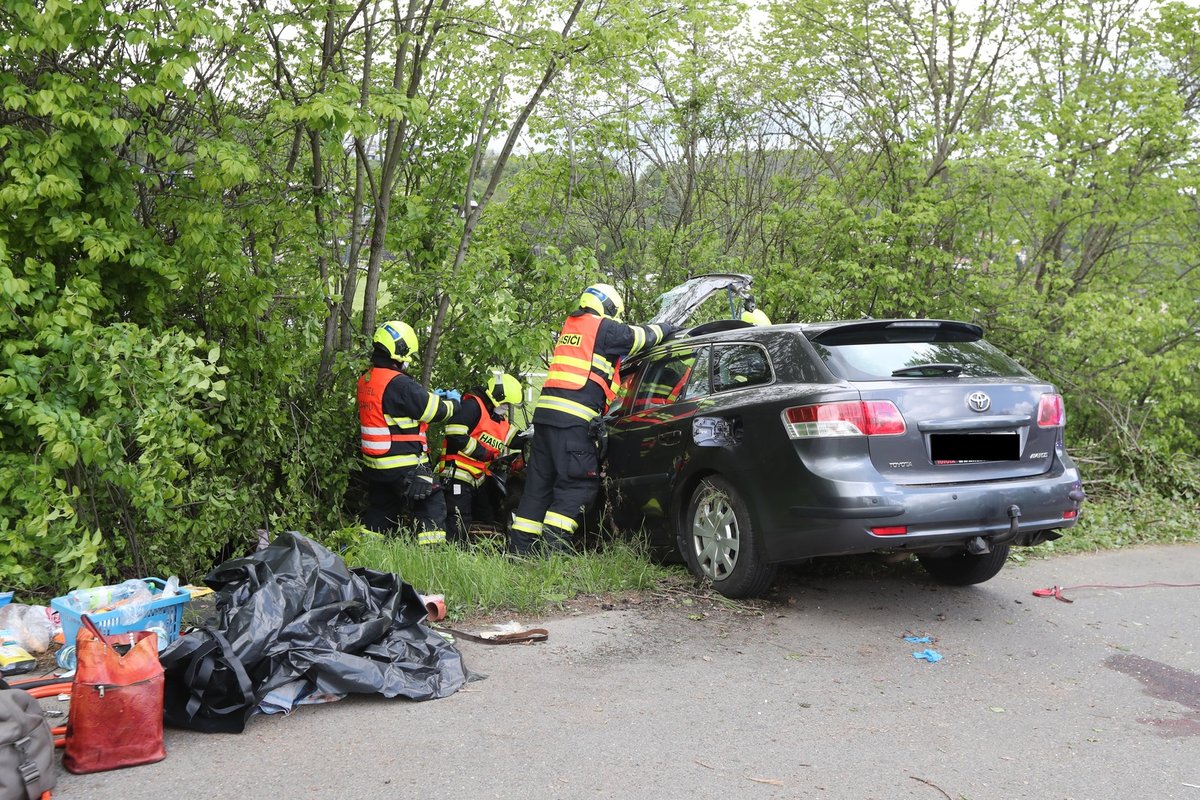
[871,525,907,536]
[783,401,907,438]
[1037,394,1065,428]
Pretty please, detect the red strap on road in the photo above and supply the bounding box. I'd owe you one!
[1032,582,1200,603]
[1032,585,1072,602]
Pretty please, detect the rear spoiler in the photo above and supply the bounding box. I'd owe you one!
[805,319,984,345]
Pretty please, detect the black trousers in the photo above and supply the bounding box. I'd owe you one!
[509,423,598,554]
[444,477,476,544]
[362,471,447,544]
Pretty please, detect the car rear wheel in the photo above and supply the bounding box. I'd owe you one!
[917,542,1011,586]
[681,477,776,599]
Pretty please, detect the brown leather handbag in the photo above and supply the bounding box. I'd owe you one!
[63,615,166,773]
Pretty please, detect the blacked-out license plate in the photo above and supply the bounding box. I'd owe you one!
[930,432,1019,464]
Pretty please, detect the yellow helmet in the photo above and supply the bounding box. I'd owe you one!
[486,372,523,407]
[741,308,771,326]
[373,320,418,362]
[579,283,624,320]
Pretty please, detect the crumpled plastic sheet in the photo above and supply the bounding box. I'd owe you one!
[912,648,943,663]
[195,531,476,716]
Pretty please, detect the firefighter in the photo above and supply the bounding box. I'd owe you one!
[509,283,679,554]
[741,297,771,325]
[438,372,524,544]
[357,320,460,545]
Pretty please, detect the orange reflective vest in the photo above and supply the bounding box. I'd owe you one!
[357,367,427,470]
[543,314,619,402]
[439,395,512,486]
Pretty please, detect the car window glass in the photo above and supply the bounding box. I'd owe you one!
[713,344,772,392]
[810,339,1032,380]
[608,370,640,417]
[679,347,710,400]
[630,348,706,411]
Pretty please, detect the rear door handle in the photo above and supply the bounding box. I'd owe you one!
[657,430,682,446]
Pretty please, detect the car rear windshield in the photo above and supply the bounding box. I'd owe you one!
[808,328,1033,381]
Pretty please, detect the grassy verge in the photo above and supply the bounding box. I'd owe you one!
[349,534,679,621]
[1023,488,1200,558]
[345,486,1200,620]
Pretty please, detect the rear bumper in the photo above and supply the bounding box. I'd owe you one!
[762,460,1084,563]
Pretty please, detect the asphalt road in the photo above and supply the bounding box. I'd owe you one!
[50,544,1199,800]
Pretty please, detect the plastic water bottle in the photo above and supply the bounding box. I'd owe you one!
[66,586,116,612]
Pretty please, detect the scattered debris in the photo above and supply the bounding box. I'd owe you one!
[912,649,943,663]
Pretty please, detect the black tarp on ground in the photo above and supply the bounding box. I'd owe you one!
[160,531,473,731]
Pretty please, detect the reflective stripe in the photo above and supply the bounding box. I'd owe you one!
[630,326,646,353]
[461,438,478,456]
[417,529,446,545]
[362,453,423,469]
[444,424,470,436]
[361,426,390,435]
[550,354,593,371]
[511,515,543,535]
[544,511,578,533]
[419,393,441,423]
[590,354,615,379]
[439,466,484,487]
[536,395,598,422]
[442,456,486,477]
[630,324,665,356]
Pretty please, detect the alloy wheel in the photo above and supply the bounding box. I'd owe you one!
[691,486,740,580]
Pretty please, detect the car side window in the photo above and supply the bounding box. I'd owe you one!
[678,346,710,401]
[630,347,708,411]
[608,370,641,417]
[712,344,772,392]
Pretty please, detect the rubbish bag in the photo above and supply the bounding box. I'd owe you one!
[160,531,473,733]
[63,616,166,774]
[0,606,53,655]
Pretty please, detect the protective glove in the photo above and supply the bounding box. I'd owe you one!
[433,388,461,402]
[405,464,436,501]
[659,323,682,341]
[516,424,535,440]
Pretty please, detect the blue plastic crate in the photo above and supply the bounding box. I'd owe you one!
[51,577,191,651]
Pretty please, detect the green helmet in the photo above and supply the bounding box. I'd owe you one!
[579,283,624,320]
[373,320,418,363]
[486,372,523,407]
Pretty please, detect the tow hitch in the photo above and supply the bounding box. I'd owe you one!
[1007,504,1021,537]
[967,505,1022,555]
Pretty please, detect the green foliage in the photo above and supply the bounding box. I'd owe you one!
[2,0,1196,594]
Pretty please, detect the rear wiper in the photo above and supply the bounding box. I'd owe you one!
[891,363,965,377]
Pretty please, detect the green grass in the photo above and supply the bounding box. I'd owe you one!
[1025,489,1200,558]
[349,533,677,620]
[344,486,1200,619]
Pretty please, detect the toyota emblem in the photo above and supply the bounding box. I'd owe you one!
[966,392,991,412]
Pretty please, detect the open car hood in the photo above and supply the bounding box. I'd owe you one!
[648,273,753,328]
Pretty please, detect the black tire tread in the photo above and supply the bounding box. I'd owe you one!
[918,542,1011,586]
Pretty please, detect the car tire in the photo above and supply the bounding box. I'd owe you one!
[917,542,1011,586]
[680,476,776,599]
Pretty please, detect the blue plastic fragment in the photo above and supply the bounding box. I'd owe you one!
[904,636,932,644]
[912,649,943,663]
